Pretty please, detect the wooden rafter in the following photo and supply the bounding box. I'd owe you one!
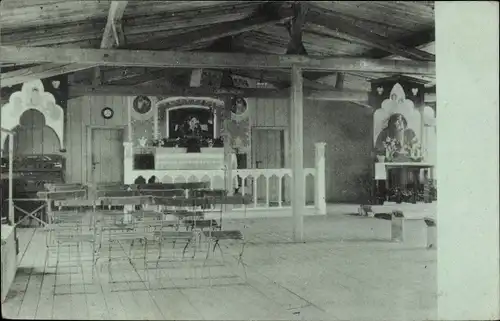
[94,1,128,85]
[286,2,309,55]
[101,1,129,48]
[306,9,435,61]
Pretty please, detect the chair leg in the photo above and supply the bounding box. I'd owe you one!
[182,239,191,258]
[202,239,212,286]
[108,241,112,282]
[156,239,162,268]
[144,239,149,289]
[237,242,247,282]
[216,241,225,264]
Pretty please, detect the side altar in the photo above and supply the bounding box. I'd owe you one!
[369,76,437,204]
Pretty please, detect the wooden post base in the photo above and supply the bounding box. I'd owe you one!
[391,216,436,248]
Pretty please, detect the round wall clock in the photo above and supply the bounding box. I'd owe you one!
[101,107,114,119]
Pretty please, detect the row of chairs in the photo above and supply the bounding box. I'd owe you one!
[43,184,252,288]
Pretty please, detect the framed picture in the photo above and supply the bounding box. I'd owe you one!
[231,96,248,117]
[133,96,152,115]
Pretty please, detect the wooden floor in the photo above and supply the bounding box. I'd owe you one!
[2,207,437,320]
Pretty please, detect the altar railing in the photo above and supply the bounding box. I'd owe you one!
[123,142,327,214]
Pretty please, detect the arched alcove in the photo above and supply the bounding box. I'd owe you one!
[2,109,60,155]
[1,80,65,154]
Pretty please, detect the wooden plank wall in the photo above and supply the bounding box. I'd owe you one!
[247,97,289,167]
[65,96,128,183]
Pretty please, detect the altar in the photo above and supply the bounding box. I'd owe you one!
[369,76,437,205]
[123,95,240,188]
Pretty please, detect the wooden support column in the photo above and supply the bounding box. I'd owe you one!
[222,96,234,196]
[290,65,304,242]
[315,142,327,215]
[8,133,14,225]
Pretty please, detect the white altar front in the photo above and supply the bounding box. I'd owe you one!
[124,144,236,189]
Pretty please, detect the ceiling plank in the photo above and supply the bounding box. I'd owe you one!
[0,5,290,87]
[130,8,294,51]
[307,10,435,61]
[68,83,436,103]
[1,1,128,87]
[0,46,435,75]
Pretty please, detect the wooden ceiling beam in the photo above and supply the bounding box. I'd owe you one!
[0,46,434,75]
[68,83,437,103]
[1,63,93,88]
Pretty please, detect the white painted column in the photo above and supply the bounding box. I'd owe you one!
[290,65,304,242]
[123,142,134,184]
[315,142,327,215]
[223,97,233,197]
[127,97,133,142]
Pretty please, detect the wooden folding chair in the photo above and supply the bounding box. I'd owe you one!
[45,205,99,280]
[201,230,247,285]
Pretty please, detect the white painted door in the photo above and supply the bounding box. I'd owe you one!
[252,128,285,205]
[91,128,124,185]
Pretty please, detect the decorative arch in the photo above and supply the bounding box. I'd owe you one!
[1,80,65,152]
[373,82,422,144]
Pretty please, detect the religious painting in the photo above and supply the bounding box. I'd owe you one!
[231,96,248,117]
[373,83,423,162]
[168,107,214,139]
[133,95,152,115]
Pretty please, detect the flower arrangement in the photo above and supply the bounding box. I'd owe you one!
[403,137,423,161]
[383,136,423,162]
[151,136,224,148]
[383,137,401,161]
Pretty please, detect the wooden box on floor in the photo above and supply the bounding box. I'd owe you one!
[391,217,432,248]
[1,225,18,303]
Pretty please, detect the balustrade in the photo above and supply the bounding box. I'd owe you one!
[123,142,327,214]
